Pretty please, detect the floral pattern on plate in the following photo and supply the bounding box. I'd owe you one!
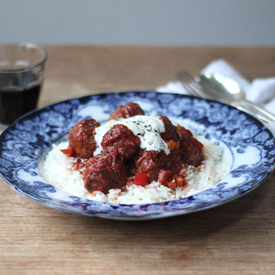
[0,91,274,220]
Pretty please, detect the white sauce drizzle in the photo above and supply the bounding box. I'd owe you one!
[93,115,170,156]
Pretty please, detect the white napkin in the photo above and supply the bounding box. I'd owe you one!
[156,59,275,133]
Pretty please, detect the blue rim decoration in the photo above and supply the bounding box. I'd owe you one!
[0,91,275,220]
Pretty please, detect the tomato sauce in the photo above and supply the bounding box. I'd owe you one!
[61,102,205,194]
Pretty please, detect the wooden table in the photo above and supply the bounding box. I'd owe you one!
[1,46,275,275]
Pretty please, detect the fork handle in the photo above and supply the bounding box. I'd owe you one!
[236,99,275,124]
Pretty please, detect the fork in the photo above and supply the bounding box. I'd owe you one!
[176,70,271,124]
[176,71,210,99]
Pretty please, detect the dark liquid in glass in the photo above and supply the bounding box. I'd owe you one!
[0,84,41,124]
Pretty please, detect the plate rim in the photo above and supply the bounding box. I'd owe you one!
[0,90,274,220]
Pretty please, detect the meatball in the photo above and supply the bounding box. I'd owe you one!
[157,148,180,171]
[134,150,159,182]
[108,102,145,121]
[101,124,141,159]
[159,115,180,142]
[177,126,204,167]
[69,118,100,159]
[84,150,128,194]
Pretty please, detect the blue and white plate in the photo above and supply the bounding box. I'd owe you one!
[0,91,274,220]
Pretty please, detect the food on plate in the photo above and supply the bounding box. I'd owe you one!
[42,102,230,204]
[108,101,145,120]
[68,118,100,159]
[63,102,204,193]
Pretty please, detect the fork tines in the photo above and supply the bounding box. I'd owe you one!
[176,71,209,99]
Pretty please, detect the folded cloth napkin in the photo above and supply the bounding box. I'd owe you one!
[156,59,275,134]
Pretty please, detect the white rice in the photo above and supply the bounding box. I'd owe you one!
[41,133,231,204]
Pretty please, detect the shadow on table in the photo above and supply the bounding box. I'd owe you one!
[30,172,274,268]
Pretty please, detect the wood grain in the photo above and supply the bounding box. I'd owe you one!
[1,46,275,275]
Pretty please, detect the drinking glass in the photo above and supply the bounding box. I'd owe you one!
[0,43,48,129]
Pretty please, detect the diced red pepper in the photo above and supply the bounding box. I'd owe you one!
[166,140,178,150]
[133,173,148,187]
[158,170,172,185]
[60,147,74,157]
[168,178,177,189]
[175,175,184,187]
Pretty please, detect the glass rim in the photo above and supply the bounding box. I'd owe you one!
[0,42,48,73]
